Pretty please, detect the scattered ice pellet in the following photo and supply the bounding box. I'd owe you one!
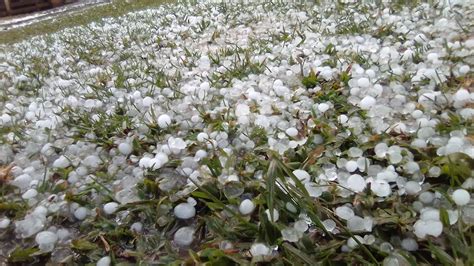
[74,207,88,220]
[452,189,471,206]
[53,156,70,168]
[174,226,195,246]
[322,219,336,232]
[0,217,10,229]
[285,127,298,137]
[413,219,443,238]
[318,103,330,113]
[35,231,58,252]
[174,203,196,219]
[96,256,111,266]
[404,181,422,195]
[370,179,391,197]
[250,243,271,257]
[103,202,119,215]
[281,227,300,242]
[347,174,366,193]
[335,206,354,220]
[293,169,311,183]
[347,216,366,232]
[401,238,418,251]
[22,188,38,200]
[157,114,172,128]
[130,222,143,233]
[239,199,256,215]
[357,77,370,88]
[459,65,470,75]
[359,96,376,110]
[118,142,133,155]
[345,161,358,172]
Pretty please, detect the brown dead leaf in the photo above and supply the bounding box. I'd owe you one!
[0,163,15,183]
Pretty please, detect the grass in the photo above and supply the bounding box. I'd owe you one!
[0,0,173,44]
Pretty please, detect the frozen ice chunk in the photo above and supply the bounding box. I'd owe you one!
[174,203,196,219]
[35,231,58,252]
[239,199,256,215]
[174,226,195,246]
[335,206,354,220]
[347,174,366,193]
[452,189,470,206]
[250,243,271,257]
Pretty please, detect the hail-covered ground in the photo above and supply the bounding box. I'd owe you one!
[0,0,473,264]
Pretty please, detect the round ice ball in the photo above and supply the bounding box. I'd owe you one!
[452,189,470,206]
[103,202,119,214]
[118,142,133,155]
[174,202,196,219]
[239,199,256,215]
[157,114,172,128]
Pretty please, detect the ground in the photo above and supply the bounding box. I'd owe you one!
[0,0,473,265]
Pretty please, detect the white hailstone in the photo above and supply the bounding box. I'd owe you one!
[74,207,88,220]
[427,52,438,62]
[401,238,418,251]
[338,114,348,124]
[413,220,443,238]
[370,179,391,197]
[0,217,10,229]
[318,103,330,113]
[96,256,111,266]
[419,191,435,204]
[347,174,366,193]
[417,127,436,139]
[265,209,279,222]
[197,132,209,142]
[411,110,423,119]
[35,231,58,252]
[374,143,388,158]
[118,142,133,155]
[281,227,300,242]
[335,206,354,220]
[345,161,358,172]
[187,197,197,206]
[414,33,426,43]
[195,149,208,159]
[404,181,421,195]
[459,65,470,75]
[53,155,70,168]
[347,216,366,232]
[142,96,154,107]
[453,89,470,102]
[294,220,308,232]
[285,127,298,137]
[235,103,250,116]
[463,178,474,189]
[305,182,323,198]
[357,77,371,88]
[452,189,470,206]
[348,147,363,158]
[103,202,119,215]
[239,199,256,215]
[22,188,38,200]
[420,208,440,222]
[293,169,311,183]
[168,137,187,154]
[130,222,143,233]
[347,235,365,249]
[174,203,196,219]
[322,219,336,232]
[157,114,172,128]
[174,226,195,246]
[250,243,271,257]
[359,96,376,110]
